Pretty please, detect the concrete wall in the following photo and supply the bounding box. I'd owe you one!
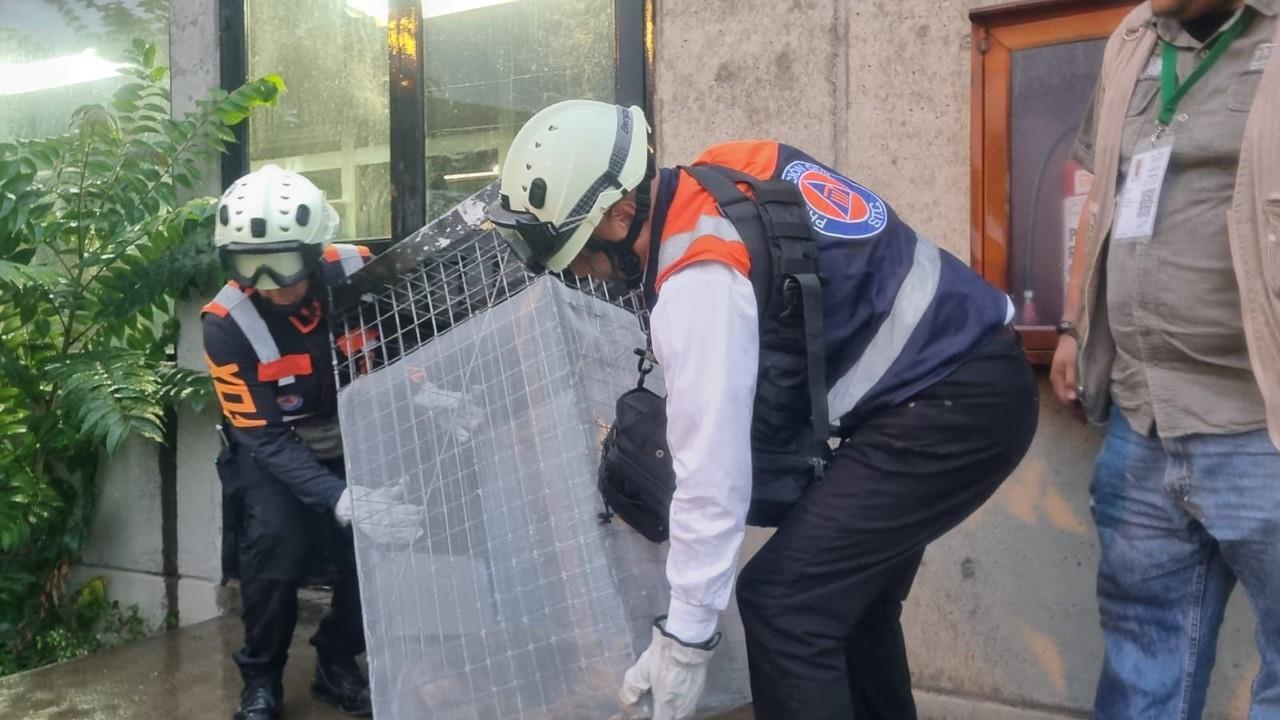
[654,1,1259,718]
[74,435,168,627]
[169,0,229,627]
[74,0,227,631]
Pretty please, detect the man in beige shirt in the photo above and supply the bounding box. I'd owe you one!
[1053,0,1280,717]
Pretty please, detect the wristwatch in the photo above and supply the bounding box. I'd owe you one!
[1055,320,1079,341]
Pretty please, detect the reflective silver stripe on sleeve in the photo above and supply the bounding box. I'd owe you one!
[657,214,743,277]
[332,244,364,277]
[216,285,295,386]
[826,237,942,422]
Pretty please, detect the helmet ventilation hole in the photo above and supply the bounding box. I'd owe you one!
[279,225,290,232]
[296,205,311,226]
[250,218,267,238]
[218,205,229,226]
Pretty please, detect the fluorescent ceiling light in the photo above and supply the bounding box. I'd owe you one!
[346,0,521,25]
[442,165,501,182]
[0,49,124,97]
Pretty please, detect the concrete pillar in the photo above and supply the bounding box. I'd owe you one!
[170,0,228,626]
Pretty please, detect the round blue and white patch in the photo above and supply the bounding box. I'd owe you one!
[781,160,888,239]
[275,394,304,412]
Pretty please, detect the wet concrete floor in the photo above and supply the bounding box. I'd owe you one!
[0,611,753,719]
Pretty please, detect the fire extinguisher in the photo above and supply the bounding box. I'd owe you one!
[1060,157,1091,298]
[1020,126,1084,326]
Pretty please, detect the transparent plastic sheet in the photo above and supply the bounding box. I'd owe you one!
[337,276,751,719]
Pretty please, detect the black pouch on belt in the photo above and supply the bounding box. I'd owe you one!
[598,384,677,544]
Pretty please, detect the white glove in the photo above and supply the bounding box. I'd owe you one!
[334,484,423,545]
[414,382,485,442]
[618,618,719,720]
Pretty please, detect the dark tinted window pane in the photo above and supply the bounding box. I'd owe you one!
[247,0,390,240]
[421,0,616,219]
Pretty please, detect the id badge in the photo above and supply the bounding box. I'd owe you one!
[1112,133,1174,244]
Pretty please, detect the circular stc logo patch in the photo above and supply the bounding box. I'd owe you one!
[781,160,888,239]
[275,394,304,412]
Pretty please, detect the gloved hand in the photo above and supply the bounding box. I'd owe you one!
[618,617,720,720]
[413,382,484,443]
[334,484,423,546]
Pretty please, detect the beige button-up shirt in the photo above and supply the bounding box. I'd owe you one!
[1075,0,1277,437]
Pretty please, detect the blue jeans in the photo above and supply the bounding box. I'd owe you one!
[1091,416,1280,720]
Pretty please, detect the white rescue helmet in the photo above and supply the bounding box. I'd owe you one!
[214,164,340,289]
[487,100,650,273]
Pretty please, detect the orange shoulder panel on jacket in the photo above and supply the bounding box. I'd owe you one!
[201,300,229,318]
[690,141,781,180]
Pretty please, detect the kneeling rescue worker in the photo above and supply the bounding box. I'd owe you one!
[487,100,1039,720]
[203,165,419,720]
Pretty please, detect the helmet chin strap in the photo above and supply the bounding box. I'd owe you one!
[601,154,655,292]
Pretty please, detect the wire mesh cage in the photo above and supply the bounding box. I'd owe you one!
[329,184,751,719]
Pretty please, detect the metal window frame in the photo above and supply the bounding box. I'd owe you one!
[219,0,654,244]
[218,0,248,191]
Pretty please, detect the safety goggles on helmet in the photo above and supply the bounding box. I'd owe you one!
[486,198,586,273]
[218,241,322,290]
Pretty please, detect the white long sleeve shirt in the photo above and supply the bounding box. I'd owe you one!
[650,262,759,644]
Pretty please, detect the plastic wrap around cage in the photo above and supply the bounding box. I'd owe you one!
[330,184,751,719]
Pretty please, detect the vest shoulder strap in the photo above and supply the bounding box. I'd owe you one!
[680,163,829,457]
[680,164,772,313]
[205,283,297,386]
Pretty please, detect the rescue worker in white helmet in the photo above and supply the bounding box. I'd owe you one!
[203,165,421,720]
[487,100,1039,719]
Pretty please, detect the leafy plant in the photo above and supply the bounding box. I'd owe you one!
[0,38,282,674]
[0,576,151,676]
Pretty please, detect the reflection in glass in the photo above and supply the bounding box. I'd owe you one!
[421,0,616,220]
[0,0,170,141]
[248,0,391,240]
[1009,39,1104,326]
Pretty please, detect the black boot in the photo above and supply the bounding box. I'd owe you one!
[312,654,372,716]
[233,679,282,720]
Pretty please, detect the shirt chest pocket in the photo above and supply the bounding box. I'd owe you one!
[1229,69,1263,112]
[1126,78,1160,118]
[1120,79,1161,161]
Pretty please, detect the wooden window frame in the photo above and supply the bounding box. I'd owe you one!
[970,0,1137,365]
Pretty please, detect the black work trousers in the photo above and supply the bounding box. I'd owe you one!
[220,449,367,685]
[737,327,1039,719]
[235,571,365,685]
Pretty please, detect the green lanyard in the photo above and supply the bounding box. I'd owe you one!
[1157,8,1254,131]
